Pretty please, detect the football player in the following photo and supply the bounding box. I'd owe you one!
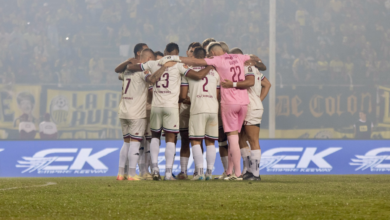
[180,47,220,181]
[228,47,269,180]
[117,48,176,181]
[126,43,213,180]
[159,42,261,180]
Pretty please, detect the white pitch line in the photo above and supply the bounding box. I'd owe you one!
[0,182,57,191]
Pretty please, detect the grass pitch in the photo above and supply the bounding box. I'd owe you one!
[1,175,390,219]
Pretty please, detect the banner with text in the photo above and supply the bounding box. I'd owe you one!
[1,140,389,177]
[1,85,390,139]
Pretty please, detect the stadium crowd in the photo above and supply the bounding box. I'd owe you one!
[0,0,389,85]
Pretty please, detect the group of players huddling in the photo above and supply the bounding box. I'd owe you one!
[115,38,271,181]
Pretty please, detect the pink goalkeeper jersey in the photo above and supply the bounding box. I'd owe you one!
[205,53,251,105]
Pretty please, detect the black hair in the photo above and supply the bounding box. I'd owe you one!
[141,48,156,58]
[134,43,147,57]
[229,47,244,55]
[165,42,179,53]
[193,47,206,59]
[154,51,164,57]
[202,38,216,48]
[187,42,201,51]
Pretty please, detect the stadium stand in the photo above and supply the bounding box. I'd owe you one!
[0,0,389,86]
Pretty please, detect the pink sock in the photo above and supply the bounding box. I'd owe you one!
[227,145,234,175]
[227,135,241,177]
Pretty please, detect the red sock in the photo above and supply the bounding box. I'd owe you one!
[227,135,241,177]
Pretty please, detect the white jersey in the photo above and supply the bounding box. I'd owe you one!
[141,60,189,108]
[39,121,57,135]
[19,121,36,133]
[181,66,220,115]
[245,66,265,111]
[118,69,149,119]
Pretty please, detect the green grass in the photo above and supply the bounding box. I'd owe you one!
[1,175,390,219]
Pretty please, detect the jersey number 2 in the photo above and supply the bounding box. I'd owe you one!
[202,77,208,92]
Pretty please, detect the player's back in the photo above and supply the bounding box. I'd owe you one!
[205,53,250,105]
[151,63,189,109]
[246,66,264,111]
[183,66,220,115]
[119,69,148,119]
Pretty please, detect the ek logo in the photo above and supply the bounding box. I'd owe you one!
[261,147,341,172]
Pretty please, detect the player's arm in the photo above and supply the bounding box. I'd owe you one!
[118,72,124,81]
[260,76,271,101]
[145,61,176,84]
[244,56,267,71]
[147,86,153,102]
[179,85,190,104]
[185,66,215,80]
[221,75,255,89]
[216,88,221,101]
[159,55,208,67]
[126,63,143,72]
[180,57,208,66]
[115,58,138,73]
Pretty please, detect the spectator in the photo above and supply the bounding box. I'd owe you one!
[329,55,344,82]
[316,54,329,81]
[292,53,309,82]
[89,55,105,84]
[344,56,354,83]
[0,0,388,86]
[354,111,373,139]
[39,113,58,140]
[19,113,37,140]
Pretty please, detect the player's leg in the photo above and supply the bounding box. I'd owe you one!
[204,113,218,180]
[127,118,146,181]
[178,105,190,179]
[239,127,251,175]
[179,129,190,179]
[243,124,261,180]
[162,107,180,181]
[189,114,206,181]
[138,138,145,176]
[222,104,248,180]
[217,114,229,179]
[221,105,241,179]
[150,107,163,180]
[141,117,153,180]
[117,119,130,180]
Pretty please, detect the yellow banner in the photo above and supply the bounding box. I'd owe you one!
[0,85,41,139]
[45,88,122,128]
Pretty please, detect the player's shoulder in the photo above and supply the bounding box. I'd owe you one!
[144,60,160,67]
[245,65,256,72]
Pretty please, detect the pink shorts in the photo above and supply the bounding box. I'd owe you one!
[221,104,248,133]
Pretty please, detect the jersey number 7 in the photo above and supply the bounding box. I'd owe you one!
[124,79,131,94]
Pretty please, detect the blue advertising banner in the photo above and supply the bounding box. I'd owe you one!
[0,140,389,177]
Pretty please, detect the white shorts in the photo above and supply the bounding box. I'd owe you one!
[179,104,190,132]
[120,118,146,141]
[150,107,179,133]
[189,113,219,141]
[144,110,152,139]
[244,109,264,126]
